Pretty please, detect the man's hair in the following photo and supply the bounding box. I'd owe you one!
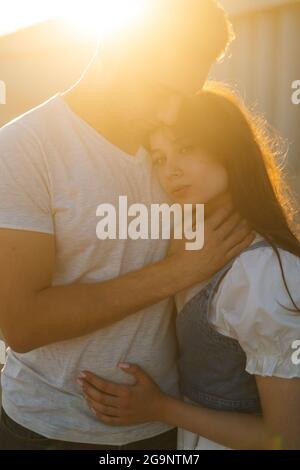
[148,0,235,62]
[198,0,235,60]
[98,0,234,69]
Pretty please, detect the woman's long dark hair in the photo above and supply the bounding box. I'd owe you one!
[165,82,300,312]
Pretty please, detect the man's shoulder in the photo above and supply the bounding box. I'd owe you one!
[0,94,63,150]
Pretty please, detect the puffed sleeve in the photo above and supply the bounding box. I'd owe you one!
[211,245,300,378]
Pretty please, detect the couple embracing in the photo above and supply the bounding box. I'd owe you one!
[0,0,300,450]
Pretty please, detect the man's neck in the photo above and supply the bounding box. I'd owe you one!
[61,84,144,156]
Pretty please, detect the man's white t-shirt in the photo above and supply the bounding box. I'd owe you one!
[0,94,180,445]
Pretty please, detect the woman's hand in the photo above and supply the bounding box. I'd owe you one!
[77,364,170,426]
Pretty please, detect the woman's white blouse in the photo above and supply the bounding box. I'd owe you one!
[175,235,300,450]
[176,234,300,379]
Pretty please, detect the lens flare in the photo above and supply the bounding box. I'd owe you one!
[62,0,149,38]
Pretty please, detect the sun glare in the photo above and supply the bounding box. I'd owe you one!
[62,0,149,38]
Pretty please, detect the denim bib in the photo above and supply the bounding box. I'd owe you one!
[176,240,271,414]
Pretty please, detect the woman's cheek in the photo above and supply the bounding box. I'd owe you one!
[215,166,229,193]
[157,172,170,196]
[188,169,226,203]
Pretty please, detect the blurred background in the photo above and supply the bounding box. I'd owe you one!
[0,0,299,172]
[0,1,300,365]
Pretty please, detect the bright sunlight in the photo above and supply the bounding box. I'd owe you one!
[63,0,149,38]
[0,0,149,37]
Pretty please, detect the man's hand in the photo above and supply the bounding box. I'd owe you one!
[168,193,254,285]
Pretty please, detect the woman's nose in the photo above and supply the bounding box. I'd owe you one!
[166,159,184,179]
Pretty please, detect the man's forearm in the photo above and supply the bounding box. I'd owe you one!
[16,254,197,351]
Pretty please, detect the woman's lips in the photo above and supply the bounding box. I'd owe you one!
[171,185,191,196]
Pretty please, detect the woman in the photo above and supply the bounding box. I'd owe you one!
[78,83,300,450]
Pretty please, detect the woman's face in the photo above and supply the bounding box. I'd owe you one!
[149,126,229,205]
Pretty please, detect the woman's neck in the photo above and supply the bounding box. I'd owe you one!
[204,192,233,220]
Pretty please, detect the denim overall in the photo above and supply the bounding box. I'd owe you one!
[176,240,270,414]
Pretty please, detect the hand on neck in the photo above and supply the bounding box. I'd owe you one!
[204,191,234,220]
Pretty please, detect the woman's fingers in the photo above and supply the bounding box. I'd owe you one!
[81,380,123,408]
[87,399,122,418]
[78,371,130,398]
[92,409,122,426]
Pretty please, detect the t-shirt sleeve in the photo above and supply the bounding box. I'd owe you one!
[0,122,54,234]
[211,246,300,379]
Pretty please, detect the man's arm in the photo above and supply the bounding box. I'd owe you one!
[0,205,253,353]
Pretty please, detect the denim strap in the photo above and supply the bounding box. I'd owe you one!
[205,239,271,312]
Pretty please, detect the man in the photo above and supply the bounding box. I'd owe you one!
[0,0,252,450]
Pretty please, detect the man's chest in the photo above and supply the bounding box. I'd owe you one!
[47,149,169,282]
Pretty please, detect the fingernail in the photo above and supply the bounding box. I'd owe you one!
[119,363,130,369]
[76,378,84,386]
[78,371,87,379]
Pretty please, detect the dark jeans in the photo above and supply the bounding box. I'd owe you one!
[0,408,177,450]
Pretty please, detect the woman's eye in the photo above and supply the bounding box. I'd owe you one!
[153,154,166,165]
